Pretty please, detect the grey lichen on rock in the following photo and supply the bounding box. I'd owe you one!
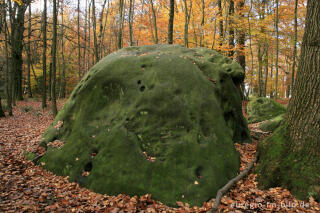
[40,45,250,207]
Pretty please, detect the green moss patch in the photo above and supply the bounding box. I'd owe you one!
[257,123,320,201]
[40,45,250,207]
[247,97,286,124]
[259,114,285,132]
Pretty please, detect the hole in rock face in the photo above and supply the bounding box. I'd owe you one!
[195,166,204,179]
[140,86,146,92]
[137,80,142,84]
[84,162,93,172]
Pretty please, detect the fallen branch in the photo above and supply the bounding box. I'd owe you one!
[209,151,259,213]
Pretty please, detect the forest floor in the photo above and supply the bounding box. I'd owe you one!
[0,100,319,212]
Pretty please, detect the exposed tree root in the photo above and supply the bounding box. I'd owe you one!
[209,151,259,213]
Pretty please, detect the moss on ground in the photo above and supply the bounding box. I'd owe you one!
[40,45,250,207]
[247,97,286,124]
[259,114,285,132]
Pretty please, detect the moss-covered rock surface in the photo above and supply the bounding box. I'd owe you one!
[40,45,250,206]
[259,114,284,132]
[247,97,286,124]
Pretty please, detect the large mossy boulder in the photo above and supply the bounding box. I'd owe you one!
[247,97,286,124]
[40,45,250,206]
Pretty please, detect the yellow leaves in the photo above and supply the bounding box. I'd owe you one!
[12,0,23,5]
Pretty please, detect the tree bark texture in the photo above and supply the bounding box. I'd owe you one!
[51,0,58,116]
[168,0,174,44]
[117,0,124,49]
[257,0,320,201]
[42,0,47,109]
[27,4,32,98]
[291,0,298,92]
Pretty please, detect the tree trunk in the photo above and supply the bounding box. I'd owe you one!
[100,0,110,58]
[263,44,268,97]
[51,0,58,116]
[60,0,66,98]
[168,0,174,44]
[77,0,81,81]
[200,0,204,47]
[257,42,264,97]
[88,2,91,69]
[183,0,189,47]
[275,0,279,100]
[236,0,246,99]
[117,0,124,49]
[0,97,5,117]
[218,0,223,47]
[10,2,27,101]
[42,0,47,109]
[27,4,32,98]
[84,0,88,75]
[4,12,12,116]
[257,0,320,201]
[92,0,99,63]
[228,0,234,57]
[291,0,298,93]
[150,0,158,44]
[129,0,135,45]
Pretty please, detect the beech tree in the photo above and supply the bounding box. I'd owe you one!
[257,0,320,201]
[51,0,58,116]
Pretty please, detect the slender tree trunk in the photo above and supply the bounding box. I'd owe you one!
[183,0,189,47]
[218,0,223,47]
[291,0,298,93]
[258,43,264,97]
[168,0,174,44]
[92,0,99,63]
[77,0,81,81]
[27,4,32,98]
[51,0,58,116]
[211,16,217,49]
[84,0,88,75]
[0,97,5,117]
[200,0,204,47]
[150,0,158,44]
[99,0,108,57]
[263,44,269,97]
[236,0,246,99]
[117,0,124,49]
[100,0,110,57]
[248,0,254,96]
[228,0,234,57]
[42,0,47,109]
[4,14,12,115]
[129,0,135,45]
[60,0,66,98]
[88,2,91,69]
[275,0,279,100]
[258,0,320,200]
